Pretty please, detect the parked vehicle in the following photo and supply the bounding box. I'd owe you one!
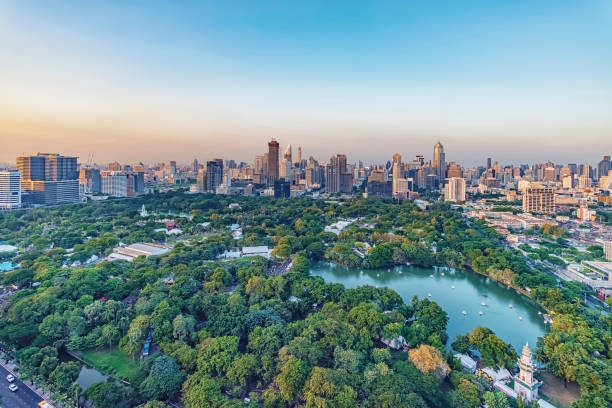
[6,374,14,382]
[9,383,18,392]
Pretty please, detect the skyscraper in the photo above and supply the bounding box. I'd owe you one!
[79,168,102,194]
[267,139,279,186]
[17,153,79,205]
[0,170,21,209]
[108,161,121,172]
[597,155,611,181]
[205,159,224,191]
[392,153,402,196]
[101,171,128,197]
[433,142,446,180]
[326,154,352,194]
[444,177,466,202]
[284,145,292,162]
[296,146,302,164]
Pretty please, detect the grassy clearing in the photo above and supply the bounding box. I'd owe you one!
[540,372,580,408]
[80,349,141,381]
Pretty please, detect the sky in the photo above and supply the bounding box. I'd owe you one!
[1,0,611,167]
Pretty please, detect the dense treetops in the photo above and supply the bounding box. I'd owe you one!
[0,192,609,407]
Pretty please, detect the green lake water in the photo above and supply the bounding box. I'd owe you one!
[311,263,548,352]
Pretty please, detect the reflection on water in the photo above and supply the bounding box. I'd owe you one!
[311,263,547,352]
[76,366,108,391]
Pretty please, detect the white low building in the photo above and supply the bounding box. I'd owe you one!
[241,246,271,258]
[108,243,170,262]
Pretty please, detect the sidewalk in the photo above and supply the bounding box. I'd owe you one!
[0,353,63,408]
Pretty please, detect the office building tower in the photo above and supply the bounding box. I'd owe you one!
[365,181,393,198]
[267,139,279,186]
[280,159,293,184]
[581,164,592,178]
[127,172,145,196]
[284,145,292,162]
[204,159,224,191]
[0,170,21,209]
[108,161,121,172]
[296,146,302,164]
[486,158,492,169]
[16,155,45,180]
[326,154,352,194]
[433,142,446,180]
[79,168,102,194]
[17,153,79,205]
[101,171,128,197]
[274,178,290,198]
[444,177,466,202]
[193,159,199,173]
[196,169,207,192]
[597,155,611,181]
[522,185,555,214]
[543,166,556,181]
[562,176,573,189]
[578,175,591,190]
[392,153,402,196]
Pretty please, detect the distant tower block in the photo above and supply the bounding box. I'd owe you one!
[513,343,542,402]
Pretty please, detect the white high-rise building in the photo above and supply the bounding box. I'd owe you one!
[101,171,128,197]
[578,175,591,189]
[0,170,21,209]
[444,177,466,202]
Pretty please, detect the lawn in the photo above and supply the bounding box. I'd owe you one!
[80,349,141,381]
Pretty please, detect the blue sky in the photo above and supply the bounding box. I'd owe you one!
[1,0,611,165]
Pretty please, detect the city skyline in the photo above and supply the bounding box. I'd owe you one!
[1,1,611,165]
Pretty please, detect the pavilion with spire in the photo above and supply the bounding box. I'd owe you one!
[513,342,542,403]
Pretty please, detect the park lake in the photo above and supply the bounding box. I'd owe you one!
[311,262,548,353]
[65,262,549,393]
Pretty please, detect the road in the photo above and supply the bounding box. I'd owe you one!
[0,364,43,408]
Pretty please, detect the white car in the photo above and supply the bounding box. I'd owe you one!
[8,383,18,392]
[6,374,14,382]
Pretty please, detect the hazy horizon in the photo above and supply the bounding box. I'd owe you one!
[1,1,611,166]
